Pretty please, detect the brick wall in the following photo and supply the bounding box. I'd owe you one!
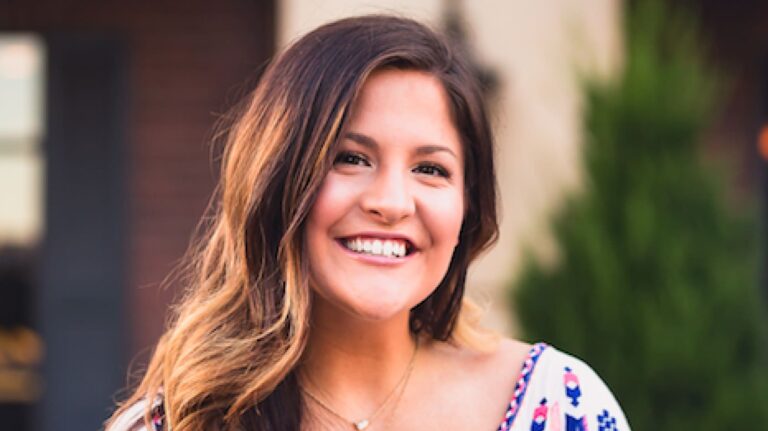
[0,0,275,358]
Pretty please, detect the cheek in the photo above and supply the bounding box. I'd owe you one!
[422,190,464,247]
[307,174,358,234]
[305,178,338,279]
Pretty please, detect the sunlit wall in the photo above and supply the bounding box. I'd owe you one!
[0,35,44,248]
[0,34,45,424]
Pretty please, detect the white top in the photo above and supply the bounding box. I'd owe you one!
[497,343,631,431]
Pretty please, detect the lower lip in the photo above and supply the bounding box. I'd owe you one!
[335,240,416,266]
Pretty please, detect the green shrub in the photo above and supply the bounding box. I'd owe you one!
[511,1,768,429]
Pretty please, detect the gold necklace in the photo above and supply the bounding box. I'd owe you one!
[300,338,419,430]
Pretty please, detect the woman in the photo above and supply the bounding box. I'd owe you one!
[107,15,630,431]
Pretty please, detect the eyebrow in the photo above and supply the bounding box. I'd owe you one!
[344,131,459,159]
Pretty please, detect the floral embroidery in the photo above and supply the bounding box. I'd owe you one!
[496,345,628,431]
[530,398,548,431]
[565,414,587,431]
[597,409,619,431]
[564,366,586,431]
[564,366,582,407]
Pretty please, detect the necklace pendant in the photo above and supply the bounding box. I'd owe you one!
[354,419,370,430]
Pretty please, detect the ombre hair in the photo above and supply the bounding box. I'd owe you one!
[107,15,498,431]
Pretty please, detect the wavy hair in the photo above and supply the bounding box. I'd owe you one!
[107,15,498,431]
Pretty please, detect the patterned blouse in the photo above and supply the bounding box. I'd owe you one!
[497,343,630,431]
[109,343,630,431]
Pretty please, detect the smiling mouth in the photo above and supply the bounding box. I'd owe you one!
[338,236,415,259]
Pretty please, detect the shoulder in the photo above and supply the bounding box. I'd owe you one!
[412,337,533,429]
[520,344,631,430]
[106,397,164,431]
[425,335,530,382]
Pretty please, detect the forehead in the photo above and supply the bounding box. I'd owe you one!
[351,69,452,120]
[345,69,462,160]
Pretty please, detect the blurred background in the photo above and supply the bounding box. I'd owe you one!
[0,0,766,430]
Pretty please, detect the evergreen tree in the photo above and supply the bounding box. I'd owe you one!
[512,1,768,429]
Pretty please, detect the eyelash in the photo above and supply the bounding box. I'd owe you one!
[333,151,451,178]
[333,151,370,166]
[413,163,450,178]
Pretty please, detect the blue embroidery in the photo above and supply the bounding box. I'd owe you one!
[497,343,549,430]
[564,366,582,407]
[566,414,587,431]
[530,398,548,431]
[597,409,619,431]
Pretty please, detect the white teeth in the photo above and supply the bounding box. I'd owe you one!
[343,237,408,258]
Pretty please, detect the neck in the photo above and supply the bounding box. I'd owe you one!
[300,295,419,420]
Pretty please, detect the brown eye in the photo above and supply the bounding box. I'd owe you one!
[333,151,370,166]
[413,163,449,178]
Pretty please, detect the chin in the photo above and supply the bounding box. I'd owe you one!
[314,288,414,324]
[344,291,412,321]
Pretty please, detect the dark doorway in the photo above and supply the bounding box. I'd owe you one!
[38,35,127,431]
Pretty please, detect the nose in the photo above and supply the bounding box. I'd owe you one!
[360,168,415,225]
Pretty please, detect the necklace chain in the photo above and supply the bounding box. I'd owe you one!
[300,338,419,430]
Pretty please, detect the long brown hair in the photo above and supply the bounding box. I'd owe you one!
[107,15,498,431]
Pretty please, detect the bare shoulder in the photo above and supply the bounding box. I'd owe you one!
[420,336,533,402]
[490,337,532,366]
[407,337,532,429]
[474,337,532,388]
[424,336,530,372]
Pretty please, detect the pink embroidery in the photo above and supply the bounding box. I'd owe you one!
[549,401,562,431]
[531,398,548,431]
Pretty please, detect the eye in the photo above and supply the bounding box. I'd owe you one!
[413,163,450,178]
[333,151,370,167]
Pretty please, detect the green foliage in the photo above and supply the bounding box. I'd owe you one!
[511,1,768,429]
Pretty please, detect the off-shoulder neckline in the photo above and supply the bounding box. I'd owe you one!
[495,342,550,431]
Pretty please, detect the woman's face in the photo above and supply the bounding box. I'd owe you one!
[305,69,465,322]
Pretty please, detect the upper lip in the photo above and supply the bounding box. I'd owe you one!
[337,231,419,251]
